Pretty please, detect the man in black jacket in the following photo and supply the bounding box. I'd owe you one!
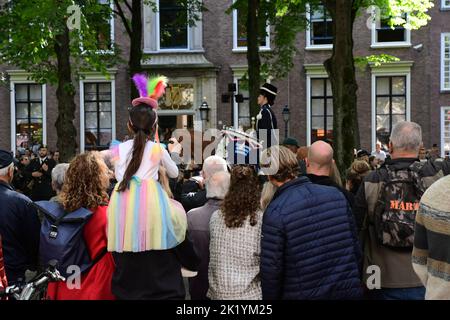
[306,140,355,208]
[0,150,40,285]
[26,145,56,201]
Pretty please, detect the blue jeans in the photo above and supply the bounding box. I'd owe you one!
[369,286,425,300]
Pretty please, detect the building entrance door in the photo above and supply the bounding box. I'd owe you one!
[158,114,194,144]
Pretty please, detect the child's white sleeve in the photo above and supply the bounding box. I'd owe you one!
[161,149,179,178]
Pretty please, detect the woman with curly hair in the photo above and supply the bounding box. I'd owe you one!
[46,152,115,300]
[207,165,263,300]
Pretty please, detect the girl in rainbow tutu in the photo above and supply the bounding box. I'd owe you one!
[107,74,199,299]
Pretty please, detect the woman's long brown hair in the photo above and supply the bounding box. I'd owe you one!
[117,104,157,192]
[221,165,261,228]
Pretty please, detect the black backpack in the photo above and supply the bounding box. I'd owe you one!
[373,162,425,249]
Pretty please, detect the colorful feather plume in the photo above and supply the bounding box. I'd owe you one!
[148,76,168,99]
[132,73,168,100]
[132,74,148,98]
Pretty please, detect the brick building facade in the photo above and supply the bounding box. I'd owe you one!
[0,1,449,157]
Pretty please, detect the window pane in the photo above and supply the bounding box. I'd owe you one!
[85,102,97,112]
[159,0,188,49]
[30,103,42,118]
[392,97,406,114]
[443,34,450,90]
[311,79,325,97]
[392,114,406,127]
[311,21,333,45]
[85,112,98,129]
[236,8,268,48]
[15,85,28,102]
[85,130,98,147]
[326,116,333,130]
[326,80,332,96]
[99,102,111,111]
[16,103,29,119]
[376,114,390,132]
[311,99,324,116]
[376,77,390,95]
[376,115,391,147]
[376,97,390,114]
[29,85,41,100]
[98,129,112,146]
[99,83,111,93]
[312,116,324,129]
[85,83,97,94]
[377,27,405,42]
[99,111,111,128]
[392,77,405,95]
[326,99,333,116]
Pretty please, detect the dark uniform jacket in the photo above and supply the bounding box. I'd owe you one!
[26,157,56,201]
[256,104,278,149]
[0,181,40,284]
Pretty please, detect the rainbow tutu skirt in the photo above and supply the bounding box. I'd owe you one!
[107,176,187,252]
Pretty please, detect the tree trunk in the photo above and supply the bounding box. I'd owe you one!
[324,0,360,177]
[247,0,261,118]
[129,0,143,99]
[54,26,77,162]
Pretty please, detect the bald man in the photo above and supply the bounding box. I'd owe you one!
[306,141,355,208]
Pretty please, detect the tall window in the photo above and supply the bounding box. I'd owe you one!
[307,4,333,47]
[84,82,112,150]
[159,0,188,49]
[15,84,43,150]
[310,78,333,143]
[442,0,450,9]
[442,107,450,158]
[442,33,450,91]
[375,76,407,148]
[233,8,270,50]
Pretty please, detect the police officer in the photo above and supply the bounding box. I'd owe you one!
[27,145,56,201]
[256,83,278,149]
[0,150,40,285]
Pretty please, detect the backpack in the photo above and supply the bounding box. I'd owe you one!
[373,162,425,249]
[32,201,106,278]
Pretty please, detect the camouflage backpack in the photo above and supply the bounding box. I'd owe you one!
[373,162,426,249]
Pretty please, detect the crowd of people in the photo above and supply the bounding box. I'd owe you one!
[1,75,450,301]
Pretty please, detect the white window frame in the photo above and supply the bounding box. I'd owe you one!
[8,71,47,156]
[370,62,413,152]
[79,72,116,152]
[156,0,191,52]
[441,33,450,92]
[441,106,450,158]
[370,9,411,49]
[442,0,450,10]
[232,2,270,52]
[305,64,330,146]
[305,3,333,51]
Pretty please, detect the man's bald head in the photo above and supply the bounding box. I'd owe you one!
[306,141,334,176]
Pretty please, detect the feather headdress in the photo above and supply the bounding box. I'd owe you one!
[131,73,168,109]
